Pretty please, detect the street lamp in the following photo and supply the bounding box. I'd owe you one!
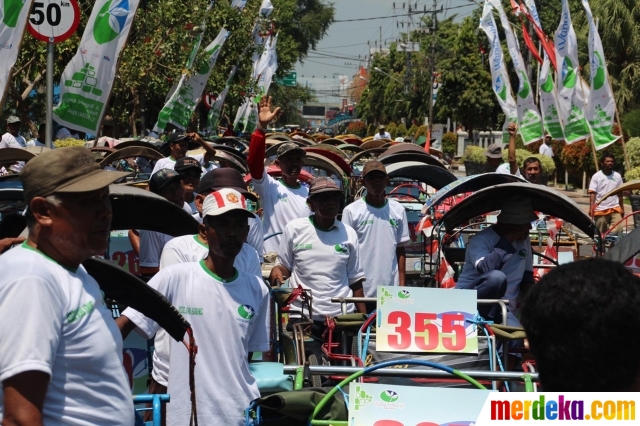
[373,67,403,85]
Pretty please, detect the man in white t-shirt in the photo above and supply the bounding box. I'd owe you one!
[0,147,134,424]
[485,123,521,177]
[0,116,28,174]
[0,116,26,149]
[373,125,391,140]
[456,197,535,324]
[270,177,366,340]
[539,134,554,158]
[342,161,410,311]
[152,132,217,175]
[195,168,264,261]
[55,126,80,140]
[137,168,186,277]
[117,189,270,426]
[589,152,625,234]
[247,97,310,255]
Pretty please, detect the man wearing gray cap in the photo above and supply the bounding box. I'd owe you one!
[0,147,135,424]
[484,122,521,177]
[247,96,310,255]
[0,116,26,149]
[455,197,536,324]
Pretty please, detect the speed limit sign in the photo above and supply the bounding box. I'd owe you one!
[27,0,80,43]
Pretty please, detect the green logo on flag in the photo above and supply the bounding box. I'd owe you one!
[3,0,25,27]
[65,63,103,96]
[94,0,129,45]
[518,71,530,99]
[561,57,577,89]
[238,304,255,320]
[379,390,399,403]
[198,45,221,74]
[592,52,606,90]
[495,74,507,101]
[541,74,554,93]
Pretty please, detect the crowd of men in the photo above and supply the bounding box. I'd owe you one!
[0,99,636,425]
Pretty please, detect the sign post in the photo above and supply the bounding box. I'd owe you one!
[27,0,80,148]
[276,71,297,87]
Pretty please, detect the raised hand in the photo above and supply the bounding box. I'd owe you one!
[258,96,281,129]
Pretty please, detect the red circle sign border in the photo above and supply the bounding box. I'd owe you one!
[27,0,80,43]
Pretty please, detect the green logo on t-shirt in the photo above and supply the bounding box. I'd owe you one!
[238,304,255,319]
[334,243,348,254]
[66,301,95,323]
[389,219,399,227]
[294,243,313,250]
[179,306,204,315]
[359,219,374,227]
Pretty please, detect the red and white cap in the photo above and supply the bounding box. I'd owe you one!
[202,188,256,218]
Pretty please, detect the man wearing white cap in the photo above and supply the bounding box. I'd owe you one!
[0,116,28,174]
[456,197,536,323]
[117,188,270,426]
[373,125,391,140]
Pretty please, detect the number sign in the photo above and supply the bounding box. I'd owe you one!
[376,286,478,354]
[28,0,80,43]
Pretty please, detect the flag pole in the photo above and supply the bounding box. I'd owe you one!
[578,74,600,172]
[608,76,630,171]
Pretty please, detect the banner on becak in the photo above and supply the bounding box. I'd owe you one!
[253,34,278,103]
[153,28,229,132]
[479,1,517,143]
[554,0,590,143]
[582,0,620,150]
[522,0,565,140]
[489,0,543,144]
[54,0,140,134]
[0,0,35,108]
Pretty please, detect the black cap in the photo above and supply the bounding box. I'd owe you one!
[308,176,342,196]
[149,168,182,193]
[169,132,189,144]
[175,156,202,174]
[196,168,257,202]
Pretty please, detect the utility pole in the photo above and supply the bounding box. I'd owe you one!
[427,0,437,146]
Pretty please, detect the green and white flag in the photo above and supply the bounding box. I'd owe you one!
[582,0,619,150]
[0,0,35,108]
[523,0,564,140]
[53,0,140,134]
[489,0,543,145]
[154,28,229,132]
[479,1,517,143]
[233,99,258,134]
[554,0,590,144]
[252,34,278,103]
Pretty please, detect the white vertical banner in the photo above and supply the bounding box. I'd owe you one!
[0,0,35,108]
[554,0,590,143]
[582,0,620,150]
[253,34,278,102]
[54,0,141,134]
[153,28,229,132]
[488,0,543,145]
[479,1,517,143]
[523,0,565,140]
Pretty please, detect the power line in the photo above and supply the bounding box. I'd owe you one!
[332,4,476,23]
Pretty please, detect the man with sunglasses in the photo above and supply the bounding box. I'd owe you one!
[342,161,410,312]
[152,132,217,175]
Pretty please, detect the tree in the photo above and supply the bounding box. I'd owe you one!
[436,16,498,137]
[4,0,335,136]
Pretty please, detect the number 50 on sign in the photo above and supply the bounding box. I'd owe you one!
[376,287,478,354]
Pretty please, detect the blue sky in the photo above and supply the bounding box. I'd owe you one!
[294,0,480,105]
